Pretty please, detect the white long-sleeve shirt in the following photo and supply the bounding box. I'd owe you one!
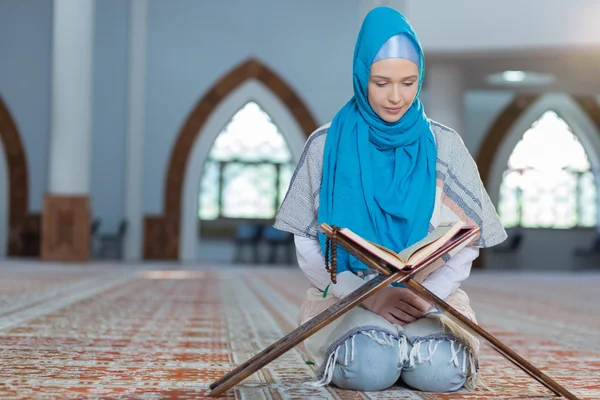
[294,235,479,300]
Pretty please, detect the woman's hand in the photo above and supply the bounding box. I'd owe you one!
[362,286,432,325]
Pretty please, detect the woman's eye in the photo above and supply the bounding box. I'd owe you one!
[376,82,388,87]
[402,82,415,87]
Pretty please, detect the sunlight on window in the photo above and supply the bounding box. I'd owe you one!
[208,102,292,163]
[221,163,277,219]
[499,111,598,229]
[198,102,294,220]
[507,111,590,172]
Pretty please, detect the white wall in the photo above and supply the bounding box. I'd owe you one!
[464,91,515,156]
[142,0,360,214]
[0,0,131,237]
[422,89,515,157]
[91,0,130,235]
[0,0,52,213]
[486,228,597,271]
[1,0,598,265]
[406,0,600,52]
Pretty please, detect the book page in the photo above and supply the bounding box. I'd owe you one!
[397,221,465,264]
[405,226,478,271]
[339,228,407,269]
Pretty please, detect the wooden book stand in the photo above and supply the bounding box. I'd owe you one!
[209,224,578,399]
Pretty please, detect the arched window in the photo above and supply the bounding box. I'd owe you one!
[198,101,294,220]
[498,110,597,229]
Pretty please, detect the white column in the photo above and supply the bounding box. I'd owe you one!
[42,0,95,262]
[48,0,95,194]
[425,63,466,135]
[124,0,148,260]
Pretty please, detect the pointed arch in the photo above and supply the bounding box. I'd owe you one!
[481,94,600,212]
[143,59,318,259]
[476,94,539,188]
[573,96,600,143]
[476,93,600,269]
[0,96,31,256]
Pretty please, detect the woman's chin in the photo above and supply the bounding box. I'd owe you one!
[378,112,404,123]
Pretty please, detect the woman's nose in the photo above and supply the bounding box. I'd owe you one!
[388,85,402,104]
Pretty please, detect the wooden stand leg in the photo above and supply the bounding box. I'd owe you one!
[404,280,579,400]
[209,272,403,397]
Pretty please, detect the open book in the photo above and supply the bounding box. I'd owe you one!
[332,221,478,271]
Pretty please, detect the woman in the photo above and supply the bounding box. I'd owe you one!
[274,6,506,393]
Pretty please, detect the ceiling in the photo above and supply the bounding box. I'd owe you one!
[425,46,600,94]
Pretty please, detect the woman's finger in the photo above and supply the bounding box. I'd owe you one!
[390,309,416,324]
[399,291,431,312]
[382,312,405,326]
[393,300,423,318]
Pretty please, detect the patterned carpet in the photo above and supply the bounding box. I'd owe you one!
[0,261,598,399]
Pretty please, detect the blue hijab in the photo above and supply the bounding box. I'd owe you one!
[318,7,437,274]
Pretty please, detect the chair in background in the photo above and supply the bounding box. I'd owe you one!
[490,230,523,269]
[233,223,263,264]
[262,226,294,265]
[97,219,128,260]
[16,215,41,257]
[573,232,600,269]
[91,219,101,236]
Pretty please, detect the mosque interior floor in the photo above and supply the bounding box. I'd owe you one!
[0,261,598,399]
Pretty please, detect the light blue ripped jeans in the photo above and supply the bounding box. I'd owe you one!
[325,317,472,392]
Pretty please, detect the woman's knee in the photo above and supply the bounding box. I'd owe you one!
[401,339,469,393]
[331,333,402,391]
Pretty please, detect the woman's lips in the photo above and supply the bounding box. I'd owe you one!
[384,106,403,114]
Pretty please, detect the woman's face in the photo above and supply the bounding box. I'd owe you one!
[367,58,419,123]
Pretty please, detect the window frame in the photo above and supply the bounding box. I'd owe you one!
[197,101,295,222]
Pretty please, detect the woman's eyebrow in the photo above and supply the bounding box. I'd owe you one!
[370,74,418,80]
